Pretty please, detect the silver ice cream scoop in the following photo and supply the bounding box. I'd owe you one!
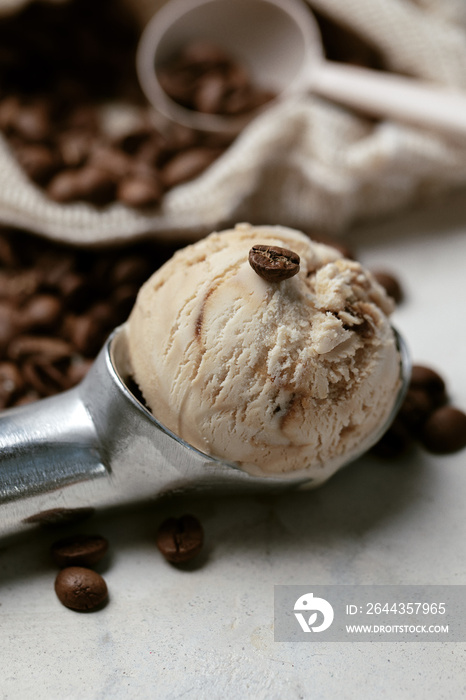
[0,325,410,539]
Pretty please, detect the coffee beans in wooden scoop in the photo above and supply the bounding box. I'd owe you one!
[55,567,108,611]
[157,41,276,117]
[156,514,204,564]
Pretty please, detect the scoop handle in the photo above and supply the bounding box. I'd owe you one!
[0,388,108,536]
[312,61,466,139]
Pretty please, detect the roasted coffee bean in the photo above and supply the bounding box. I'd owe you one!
[249,244,300,283]
[420,406,466,454]
[0,302,20,351]
[117,128,153,155]
[14,101,51,142]
[159,41,275,117]
[371,270,404,304]
[51,534,109,568]
[14,144,58,184]
[73,166,116,206]
[63,314,103,357]
[91,146,133,179]
[0,361,24,407]
[156,514,204,564]
[0,232,19,267]
[58,130,94,168]
[110,256,152,287]
[48,165,115,205]
[117,173,162,208]
[135,137,165,167]
[47,169,85,203]
[164,124,200,151]
[370,419,413,459]
[88,300,117,327]
[0,269,40,300]
[222,85,256,115]
[64,105,99,132]
[0,96,21,133]
[193,73,226,114]
[24,507,95,527]
[57,271,89,308]
[8,335,73,362]
[161,147,220,188]
[397,388,435,435]
[410,365,447,408]
[18,294,62,331]
[55,566,108,611]
[21,360,68,396]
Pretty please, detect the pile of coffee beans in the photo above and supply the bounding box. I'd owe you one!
[158,41,276,116]
[0,0,233,207]
[0,225,180,409]
[372,365,466,458]
[52,516,204,611]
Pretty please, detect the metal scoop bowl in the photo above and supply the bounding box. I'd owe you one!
[0,324,410,540]
[137,0,466,138]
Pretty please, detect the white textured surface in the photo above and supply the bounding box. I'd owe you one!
[1,192,466,699]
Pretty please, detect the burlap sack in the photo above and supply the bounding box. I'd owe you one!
[1,0,466,246]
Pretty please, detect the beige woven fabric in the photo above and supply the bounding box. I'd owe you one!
[1,0,466,245]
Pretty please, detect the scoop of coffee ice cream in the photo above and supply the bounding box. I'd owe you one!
[126,223,401,483]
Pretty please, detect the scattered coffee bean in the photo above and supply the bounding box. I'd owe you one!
[371,270,404,304]
[397,388,435,435]
[51,534,108,568]
[156,514,204,564]
[410,365,447,408]
[24,507,95,527]
[55,566,108,611]
[370,419,413,459]
[420,406,466,454]
[249,244,300,283]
